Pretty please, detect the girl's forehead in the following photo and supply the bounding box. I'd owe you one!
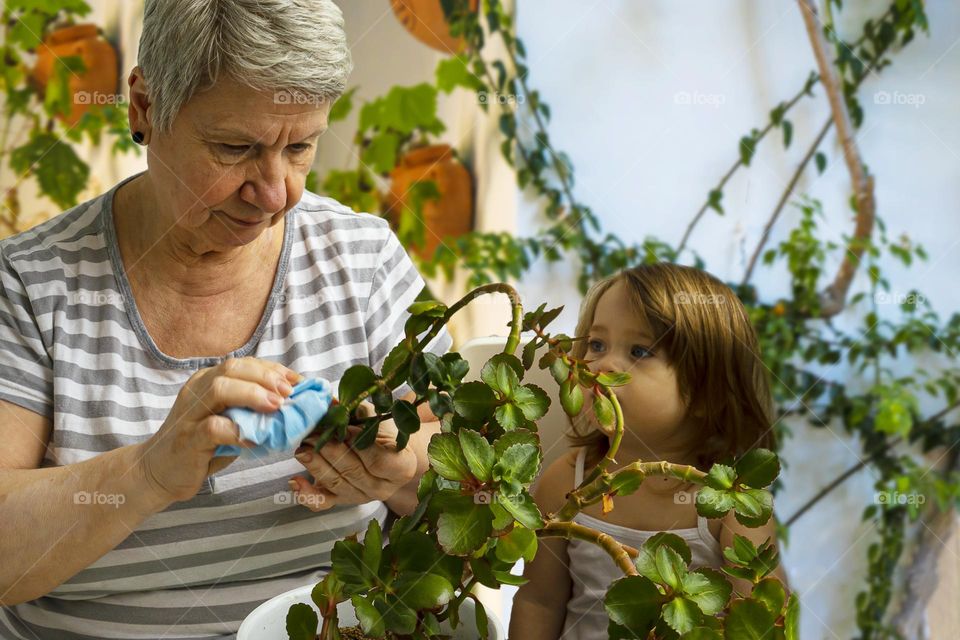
[592,283,655,339]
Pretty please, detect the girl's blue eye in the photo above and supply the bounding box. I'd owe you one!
[588,339,605,353]
[631,345,653,359]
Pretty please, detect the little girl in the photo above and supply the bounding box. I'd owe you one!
[510,263,789,640]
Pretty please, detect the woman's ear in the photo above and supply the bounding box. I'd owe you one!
[127,66,153,145]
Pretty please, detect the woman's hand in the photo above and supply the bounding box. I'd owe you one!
[137,357,301,503]
[290,414,418,512]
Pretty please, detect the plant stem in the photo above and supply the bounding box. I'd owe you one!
[540,521,639,576]
[436,576,479,623]
[579,389,626,489]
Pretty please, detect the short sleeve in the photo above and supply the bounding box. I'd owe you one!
[363,231,453,399]
[0,249,54,418]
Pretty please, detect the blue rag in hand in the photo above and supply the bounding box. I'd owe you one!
[214,377,334,459]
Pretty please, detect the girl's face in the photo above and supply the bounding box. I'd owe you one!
[584,280,698,452]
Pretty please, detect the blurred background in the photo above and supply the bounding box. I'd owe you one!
[2,1,959,637]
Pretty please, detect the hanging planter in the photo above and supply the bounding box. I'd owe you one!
[389,0,479,54]
[31,23,119,126]
[385,143,474,260]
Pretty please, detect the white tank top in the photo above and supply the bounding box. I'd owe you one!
[561,448,724,639]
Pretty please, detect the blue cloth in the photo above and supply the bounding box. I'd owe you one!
[214,377,334,459]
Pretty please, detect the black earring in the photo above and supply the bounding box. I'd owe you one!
[132,131,145,145]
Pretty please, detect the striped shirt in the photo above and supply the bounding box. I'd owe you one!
[0,172,452,639]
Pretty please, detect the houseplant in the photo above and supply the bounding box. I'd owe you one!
[255,284,794,639]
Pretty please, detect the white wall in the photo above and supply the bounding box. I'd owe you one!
[510,1,960,637]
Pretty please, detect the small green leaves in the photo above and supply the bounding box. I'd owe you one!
[705,464,737,490]
[481,354,524,392]
[597,372,631,387]
[453,382,498,421]
[407,300,448,317]
[495,525,538,563]
[696,452,779,525]
[428,433,472,482]
[338,365,377,402]
[496,489,543,530]
[496,443,541,485]
[392,400,421,442]
[682,569,732,615]
[351,595,386,638]
[722,535,780,583]
[393,573,454,610]
[331,538,369,589]
[663,597,702,635]
[635,533,692,582]
[285,603,318,640]
[655,545,687,590]
[512,384,550,420]
[751,577,786,616]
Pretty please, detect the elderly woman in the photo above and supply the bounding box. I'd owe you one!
[0,1,451,638]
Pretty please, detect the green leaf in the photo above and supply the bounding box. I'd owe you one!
[394,573,454,610]
[10,133,89,209]
[560,378,584,417]
[328,87,357,123]
[435,55,484,94]
[338,365,378,401]
[331,538,369,588]
[723,598,777,639]
[512,384,550,420]
[593,392,615,429]
[550,358,570,385]
[608,468,644,497]
[705,464,737,490]
[784,593,800,640]
[497,443,541,484]
[377,596,417,635]
[663,597,702,635]
[782,119,793,148]
[603,575,664,637]
[735,450,780,489]
[474,598,491,640]
[497,489,543,530]
[680,629,724,640]
[481,354,524,393]
[428,433,473,482]
[460,429,496,482]
[707,189,724,215]
[597,372,631,387]
[733,489,774,527]
[351,595,386,638]
[815,151,827,174]
[437,495,494,555]
[739,135,756,167]
[696,486,736,519]
[285,603,319,640]
[655,546,687,591]
[453,381,498,421]
[494,402,524,430]
[752,578,786,615]
[408,300,447,317]
[682,568,732,615]
[495,525,538,563]
[392,399,421,437]
[361,519,383,583]
[493,430,540,457]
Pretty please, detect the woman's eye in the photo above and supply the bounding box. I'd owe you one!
[588,339,605,353]
[288,143,312,153]
[631,345,653,359]
[220,144,250,155]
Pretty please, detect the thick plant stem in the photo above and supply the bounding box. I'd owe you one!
[579,390,626,490]
[541,521,638,576]
[343,283,524,413]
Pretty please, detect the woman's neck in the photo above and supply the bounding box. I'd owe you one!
[114,174,284,299]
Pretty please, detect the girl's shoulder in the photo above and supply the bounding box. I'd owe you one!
[531,447,583,514]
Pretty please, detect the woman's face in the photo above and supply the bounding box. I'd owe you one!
[135,72,330,252]
[583,280,697,451]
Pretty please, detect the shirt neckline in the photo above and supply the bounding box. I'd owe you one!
[100,171,297,369]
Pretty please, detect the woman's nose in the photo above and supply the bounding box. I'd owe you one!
[241,158,288,214]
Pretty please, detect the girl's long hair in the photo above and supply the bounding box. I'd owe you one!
[567,263,776,470]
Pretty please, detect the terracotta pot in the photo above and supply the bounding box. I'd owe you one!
[389,0,479,54]
[32,24,119,126]
[386,144,474,259]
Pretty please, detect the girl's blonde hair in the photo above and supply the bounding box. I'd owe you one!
[568,263,775,470]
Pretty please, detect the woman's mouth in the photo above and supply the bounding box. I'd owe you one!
[220,211,266,228]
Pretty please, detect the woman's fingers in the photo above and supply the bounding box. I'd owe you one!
[288,476,335,512]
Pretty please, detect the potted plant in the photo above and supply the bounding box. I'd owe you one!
[239,284,796,639]
[389,0,479,54]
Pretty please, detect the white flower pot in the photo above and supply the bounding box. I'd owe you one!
[238,584,505,640]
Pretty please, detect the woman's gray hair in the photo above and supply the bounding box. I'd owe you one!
[138,0,352,133]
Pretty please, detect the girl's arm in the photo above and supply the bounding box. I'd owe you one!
[509,451,577,640]
[719,511,791,599]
